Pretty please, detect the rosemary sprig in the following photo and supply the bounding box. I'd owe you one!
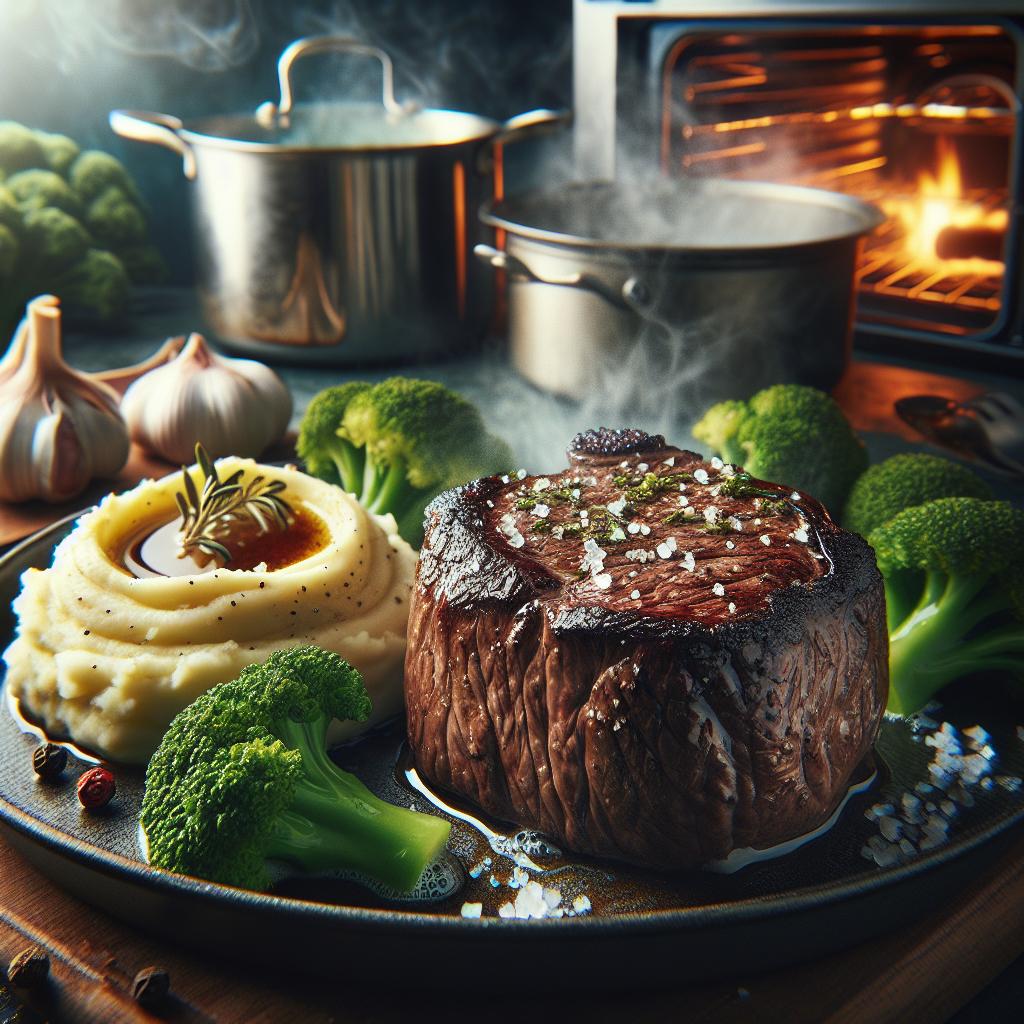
[175,443,292,563]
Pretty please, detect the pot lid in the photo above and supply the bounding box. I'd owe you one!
[179,101,500,152]
[483,180,885,252]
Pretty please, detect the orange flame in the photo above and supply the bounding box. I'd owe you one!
[884,137,1006,275]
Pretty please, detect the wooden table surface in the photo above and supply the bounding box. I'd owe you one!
[1,355,1023,1022]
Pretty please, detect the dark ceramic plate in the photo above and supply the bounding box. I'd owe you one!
[1,516,1023,989]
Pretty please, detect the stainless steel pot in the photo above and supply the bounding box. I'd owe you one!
[477,179,884,403]
[111,36,566,364]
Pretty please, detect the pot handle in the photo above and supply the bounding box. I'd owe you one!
[109,110,196,180]
[491,108,572,148]
[474,243,654,317]
[255,35,412,128]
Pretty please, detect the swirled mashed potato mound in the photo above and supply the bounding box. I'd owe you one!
[3,458,416,763]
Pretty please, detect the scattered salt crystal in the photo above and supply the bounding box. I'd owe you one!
[630,589,640,600]
[879,815,902,842]
[594,573,613,590]
[703,506,720,524]
[678,495,690,507]
[963,725,991,748]
[571,488,580,499]
[684,507,697,518]
[607,497,627,517]
[516,469,527,480]
[663,456,676,467]
[790,491,801,501]
[627,522,641,535]
[609,526,626,542]
[638,463,649,472]
[710,457,724,470]
[712,582,726,597]
[573,895,592,915]
[694,469,709,484]
[497,902,515,919]
[722,464,737,478]
[899,838,916,857]
[839,720,850,738]
[533,478,551,491]
[640,524,651,536]
[725,540,735,550]
[760,535,771,546]
[461,902,483,919]
[533,503,550,518]
[728,602,737,614]
[543,887,562,909]
[997,775,1022,792]
[681,551,696,572]
[791,525,809,543]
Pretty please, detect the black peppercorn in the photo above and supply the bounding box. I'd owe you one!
[7,946,50,989]
[32,742,67,780]
[132,966,171,1010]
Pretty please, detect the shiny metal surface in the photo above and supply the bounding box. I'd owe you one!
[480,180,883,402]
[110,36,568,363]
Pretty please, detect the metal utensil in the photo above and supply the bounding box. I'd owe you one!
[895,392,1024,477]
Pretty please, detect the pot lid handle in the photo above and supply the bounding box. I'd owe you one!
[255,35,410,128]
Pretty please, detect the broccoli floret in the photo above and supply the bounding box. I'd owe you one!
[0,121,46,175]
[691,398,747,466]
[0,223,17,279]
[51,248,131,323]
[298,377,514,544]
[5,169,84,218]
[37,131,81,176]
[21,206,90,275]
[843,453,992,539]
[693,384,867,512]
[117,242,168,284]
[142,645,451,893]
[68,149,141,204]
[868,497,1024,715]
[84,184,148,249]
[0,186,22,235]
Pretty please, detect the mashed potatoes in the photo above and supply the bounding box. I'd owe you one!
[3,458,416,763]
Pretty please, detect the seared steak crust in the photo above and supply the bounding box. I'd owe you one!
[404,431,888,868]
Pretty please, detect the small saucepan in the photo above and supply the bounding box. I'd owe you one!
[476,179,884,403]
[112,35,568,364]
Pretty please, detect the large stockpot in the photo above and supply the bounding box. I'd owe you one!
[111,36,566,364]
[477,179,884,403]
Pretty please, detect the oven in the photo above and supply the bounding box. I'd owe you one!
[573,0,1024,368]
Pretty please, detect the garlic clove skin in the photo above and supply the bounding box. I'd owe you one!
[0,296,130,505]
[121,333,293,464]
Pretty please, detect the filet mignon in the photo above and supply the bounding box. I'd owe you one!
[404,428,888,869]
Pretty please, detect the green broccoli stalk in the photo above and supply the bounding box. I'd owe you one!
[297,377,514,545]
[843,453,992,539]
[693,384,867,513]
[868,497,1024,715]
[142,645,451,893]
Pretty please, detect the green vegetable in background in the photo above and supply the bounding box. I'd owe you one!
[868,497,1024,715]
[843,452,993,539]
[142,645,451,894]
[297,377,515,545]
[0,120,164,333]
[692,384,868,513]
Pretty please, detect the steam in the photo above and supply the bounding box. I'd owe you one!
[29,0,260,72]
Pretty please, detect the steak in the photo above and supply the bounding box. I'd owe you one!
[404,428,888,869]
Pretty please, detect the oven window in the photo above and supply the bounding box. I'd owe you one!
[657,25,1017,342]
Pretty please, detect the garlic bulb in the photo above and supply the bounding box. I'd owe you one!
[121,333,292,464]
[0,295,130,504]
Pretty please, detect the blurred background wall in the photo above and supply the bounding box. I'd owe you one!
[0,0,573,283]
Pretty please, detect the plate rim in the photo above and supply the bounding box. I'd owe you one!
[2,512,1023,936]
